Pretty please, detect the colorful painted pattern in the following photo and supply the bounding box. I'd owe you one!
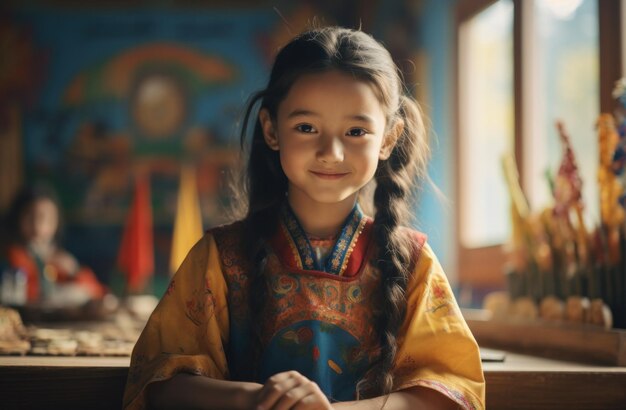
[261,256,379,345]
[213,212,381,400]
[279,203,367,275]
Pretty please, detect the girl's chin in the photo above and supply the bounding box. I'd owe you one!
[293,190,356,203]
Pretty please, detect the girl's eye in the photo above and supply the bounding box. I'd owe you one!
[296,124,316,133]
[347,128,366,137]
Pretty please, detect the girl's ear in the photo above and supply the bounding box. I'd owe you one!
[379,118,404,160]
[259,109,280,151]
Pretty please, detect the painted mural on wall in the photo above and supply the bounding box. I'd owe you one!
[14,12,277,226]
[60,42,238,224]
[2,9,290,283]
[2,2,407,287]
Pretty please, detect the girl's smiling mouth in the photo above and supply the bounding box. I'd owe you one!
[309,170,350,179]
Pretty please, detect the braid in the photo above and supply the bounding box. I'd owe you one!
[362,95,429,397]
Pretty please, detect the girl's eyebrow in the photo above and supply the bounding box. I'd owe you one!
[286,109,376,124]
[348,114,376,124]
[287,109,319,118]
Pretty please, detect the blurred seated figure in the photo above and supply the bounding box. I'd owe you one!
[1,185,106,308]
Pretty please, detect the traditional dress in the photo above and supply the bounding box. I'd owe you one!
[123,205,485,409]
[3,244,105,303]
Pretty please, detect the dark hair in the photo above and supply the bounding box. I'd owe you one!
[238,26,429,398]
[2,184,62,246]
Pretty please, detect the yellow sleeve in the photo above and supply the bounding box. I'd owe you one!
[123,233,230,410]
[393,243,485,410]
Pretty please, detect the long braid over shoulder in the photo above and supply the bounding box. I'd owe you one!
[236,26,429,391]
[366,95,429,397]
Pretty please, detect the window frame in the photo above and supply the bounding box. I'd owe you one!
[454,0,624,289]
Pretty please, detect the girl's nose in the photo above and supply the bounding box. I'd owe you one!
[316,135,344,163]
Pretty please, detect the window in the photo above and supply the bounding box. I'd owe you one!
[455,0,619,291]
[458,0,514,249]
[524,0,599,224]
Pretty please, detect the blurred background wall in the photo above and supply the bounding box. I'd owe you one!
[0,0,456,297]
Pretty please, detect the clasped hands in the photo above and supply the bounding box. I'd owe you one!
[250,370,334,410]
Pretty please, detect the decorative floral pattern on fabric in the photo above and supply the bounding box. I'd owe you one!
[425,275,459,318]
[413,379,480,410]
[212,222,251,321]
[184,277,215,326]
[279,203,367,275]
[262,257,380,346]
[261,320,371,401]
[123,222,486,410]
[213,219,382,400]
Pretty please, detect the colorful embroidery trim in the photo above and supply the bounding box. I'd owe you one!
[280,203,366,275]
[412,379,479,410]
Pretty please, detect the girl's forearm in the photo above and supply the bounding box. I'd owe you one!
[332,386,458,410]
[146,373,262,410]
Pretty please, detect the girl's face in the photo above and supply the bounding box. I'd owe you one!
[20,198,59,245]
[261,70,398,210]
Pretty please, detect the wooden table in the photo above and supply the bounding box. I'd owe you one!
[1,353,626,409]
[482,352,626,409]
[0,356,129,410]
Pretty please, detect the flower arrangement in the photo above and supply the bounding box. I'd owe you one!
[487,77,626,329]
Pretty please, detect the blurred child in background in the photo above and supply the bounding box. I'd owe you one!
[1,184,106,307]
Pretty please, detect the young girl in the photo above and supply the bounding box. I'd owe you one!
[1,185,106,306]
[124,27,485,410]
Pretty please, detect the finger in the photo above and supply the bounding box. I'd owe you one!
[257,370,297,402]
[257,371,304,410]
[277,381,331,410]
[270,382,313,410]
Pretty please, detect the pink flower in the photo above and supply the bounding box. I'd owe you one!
[433,285,445,299]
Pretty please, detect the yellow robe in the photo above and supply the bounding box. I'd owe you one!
[123,222,485,409]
